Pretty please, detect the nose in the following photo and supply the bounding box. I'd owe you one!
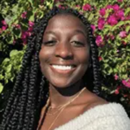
[55,42,73,59]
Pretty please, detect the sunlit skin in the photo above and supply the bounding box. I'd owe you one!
[39,15,90,89]
[38,14,107,130]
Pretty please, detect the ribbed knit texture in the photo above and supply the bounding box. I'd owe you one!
[55,103,130,130]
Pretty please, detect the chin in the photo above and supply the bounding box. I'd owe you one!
[50,79,76,88]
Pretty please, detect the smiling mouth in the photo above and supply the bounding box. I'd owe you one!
[50,64,76,73]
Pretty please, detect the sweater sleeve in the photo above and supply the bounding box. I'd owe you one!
[55,103,130,130]
[83,103,130,130]
[85,114,130,130]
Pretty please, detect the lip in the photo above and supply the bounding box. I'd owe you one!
[50,64,76,74]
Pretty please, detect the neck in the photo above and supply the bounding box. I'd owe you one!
[49,80,85,108]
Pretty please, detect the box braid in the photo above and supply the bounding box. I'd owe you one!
[0,6,103,130]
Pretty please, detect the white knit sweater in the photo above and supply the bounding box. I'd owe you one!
[55,103,130,130]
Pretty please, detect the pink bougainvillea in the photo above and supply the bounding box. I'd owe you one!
[117,0,123,2]
[112,4,120,11]
[2,26,7,31]
[41,0,44,3]
[99,8,106,16]
[1,20,7,25]
[107,15,118,26]
[98,18,105,30]
[119,31,127,38]
[21,11,27,19]
[21,31,29,44]
[28,21,34,32]
[82,4,91,11]
[114,74,119,80]
[91,24,96,32]
[1,20,8,31]
[28,21,34,27]
[98,56,102,61]
[106,5,113,9]
[122,79,130,88]
[115,10,124,20]
[95,35,103,46]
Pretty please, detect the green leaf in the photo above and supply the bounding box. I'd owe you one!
[125,7,130,15]
[6,35,14,44]
[10,50,19,57]
[125,26,130,33]
[0,83,4,93]
[6,64,12,73]
[2,58,10,66]
[0,74,4,80]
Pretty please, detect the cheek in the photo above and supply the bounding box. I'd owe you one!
[39,47,54,76]
[75,49,90,77]
[77,48,90,65]
[39,48,48,72]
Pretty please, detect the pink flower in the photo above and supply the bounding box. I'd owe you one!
[115,86,122,94]
[21,31,28,39]
[1,20,7,30]
[96,35,103,46]
[28,27,33,32]
[122,41,127,45]
[13,24,21,29]
[98,56,102,61]
[98,18,105,30]
[117,49,119,53]
[76,5,80,8]
[106,5,113,9]
[28,21,34,27]
[122,79,130,88]
[109,34,115,40]
[2,26,7,31]
[112,4,120,11]
[58,5,62,9]
[21,31,29,43]
[91,24,96,32]
[125,15,130,20]
[99,8,106,16]
[41,0,44,3]
[115,88,119,94]
[115,10,124,20]
[119,31,127,38]
[21,12,27,19]
[107,15,118,26]
[114,74,118,80]
[117,0,123,2]
[1,20,7,25]
[82,4,91,11]
[13,40,16,44]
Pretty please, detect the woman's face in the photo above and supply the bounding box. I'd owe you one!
[39,14,90,88]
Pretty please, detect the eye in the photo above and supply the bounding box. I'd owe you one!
[42,40,56,46]
[71,41,85,47]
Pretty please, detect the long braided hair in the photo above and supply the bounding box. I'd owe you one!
[0,6,103,130]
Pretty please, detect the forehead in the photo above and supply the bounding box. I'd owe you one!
[45,14,86,33]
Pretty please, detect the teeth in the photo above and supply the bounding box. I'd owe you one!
[52,65,73,70]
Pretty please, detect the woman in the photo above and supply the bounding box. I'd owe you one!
[1,6,130,130]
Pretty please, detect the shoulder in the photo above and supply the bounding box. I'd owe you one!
[82,90,108,111]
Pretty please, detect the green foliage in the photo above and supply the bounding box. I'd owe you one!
[0,48,25,85]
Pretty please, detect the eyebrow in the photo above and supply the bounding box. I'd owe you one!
[45,29,87,37]
[74,30,87,37]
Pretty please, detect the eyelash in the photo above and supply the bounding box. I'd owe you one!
[42,40,85,47]
[72,41,85,47]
